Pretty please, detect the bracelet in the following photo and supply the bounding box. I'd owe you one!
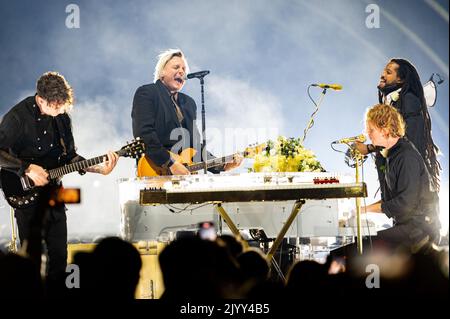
[367,144,375,153]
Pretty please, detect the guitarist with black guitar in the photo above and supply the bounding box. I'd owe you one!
[0,72,119,296]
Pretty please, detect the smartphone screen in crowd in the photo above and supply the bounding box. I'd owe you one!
[197,221,217,241]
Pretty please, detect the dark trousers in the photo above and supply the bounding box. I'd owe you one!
[377,217,440,250]
[14,205,68,282]
[332,218,441,258]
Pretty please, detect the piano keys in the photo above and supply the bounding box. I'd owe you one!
[138,172,367,205]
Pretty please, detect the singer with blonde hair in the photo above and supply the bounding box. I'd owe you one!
[131,48,241,175]
[153,49,190,84]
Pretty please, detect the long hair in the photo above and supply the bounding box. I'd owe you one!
[389,58,441,191]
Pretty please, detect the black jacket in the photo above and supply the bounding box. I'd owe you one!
[392,92,426,159]
[0,96,80,177]
[380,138,439,225]
[132,80,220,172]
[375,91,428,195]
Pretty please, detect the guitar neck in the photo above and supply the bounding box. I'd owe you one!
[187,152,242,173]
[48,148,125,179]
[48,155,107,179]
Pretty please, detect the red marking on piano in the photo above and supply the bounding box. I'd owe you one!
[313,177,340,184]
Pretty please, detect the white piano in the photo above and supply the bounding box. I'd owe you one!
[118,172,375,256]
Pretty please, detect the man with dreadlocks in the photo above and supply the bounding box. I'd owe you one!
[356,58,441,192]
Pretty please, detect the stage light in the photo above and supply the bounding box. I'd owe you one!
[423,73,444,108]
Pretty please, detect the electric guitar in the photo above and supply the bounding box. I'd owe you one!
[137,143,266,177]
[1,139,145,209]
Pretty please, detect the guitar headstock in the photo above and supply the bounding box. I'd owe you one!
[118,138,145,159]
[243,143,267,158]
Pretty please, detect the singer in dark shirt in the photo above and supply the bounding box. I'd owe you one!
[361,104,440,251]
[131,49,242,175]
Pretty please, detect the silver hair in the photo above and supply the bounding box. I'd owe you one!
[153,48,190,83]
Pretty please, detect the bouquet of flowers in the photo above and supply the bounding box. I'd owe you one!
[252,136,324,173]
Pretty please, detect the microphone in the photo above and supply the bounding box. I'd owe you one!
[332,134,366,144]
[187,70,210,79]
[311,83,343,90]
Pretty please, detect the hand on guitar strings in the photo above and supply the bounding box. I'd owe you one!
[25,164,49,186]
[86,151,119,175]
[101,151,119,175]
[169,161,190,175]
[223,154,244,171]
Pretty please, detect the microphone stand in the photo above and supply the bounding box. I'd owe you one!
[199,76,208,174]
[347,144,365,254]
[354,150,364,255]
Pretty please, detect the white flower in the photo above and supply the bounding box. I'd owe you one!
[391,91,400,102]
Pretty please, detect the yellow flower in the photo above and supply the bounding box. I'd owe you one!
[251,136,324,172]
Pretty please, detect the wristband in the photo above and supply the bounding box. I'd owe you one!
[367,144,376,153]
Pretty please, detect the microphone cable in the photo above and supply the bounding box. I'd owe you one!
[329,141,368,168]
[165,202,213,214]
[307,84,319,108]
[301,84,325,144]
[330,141,348,154]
